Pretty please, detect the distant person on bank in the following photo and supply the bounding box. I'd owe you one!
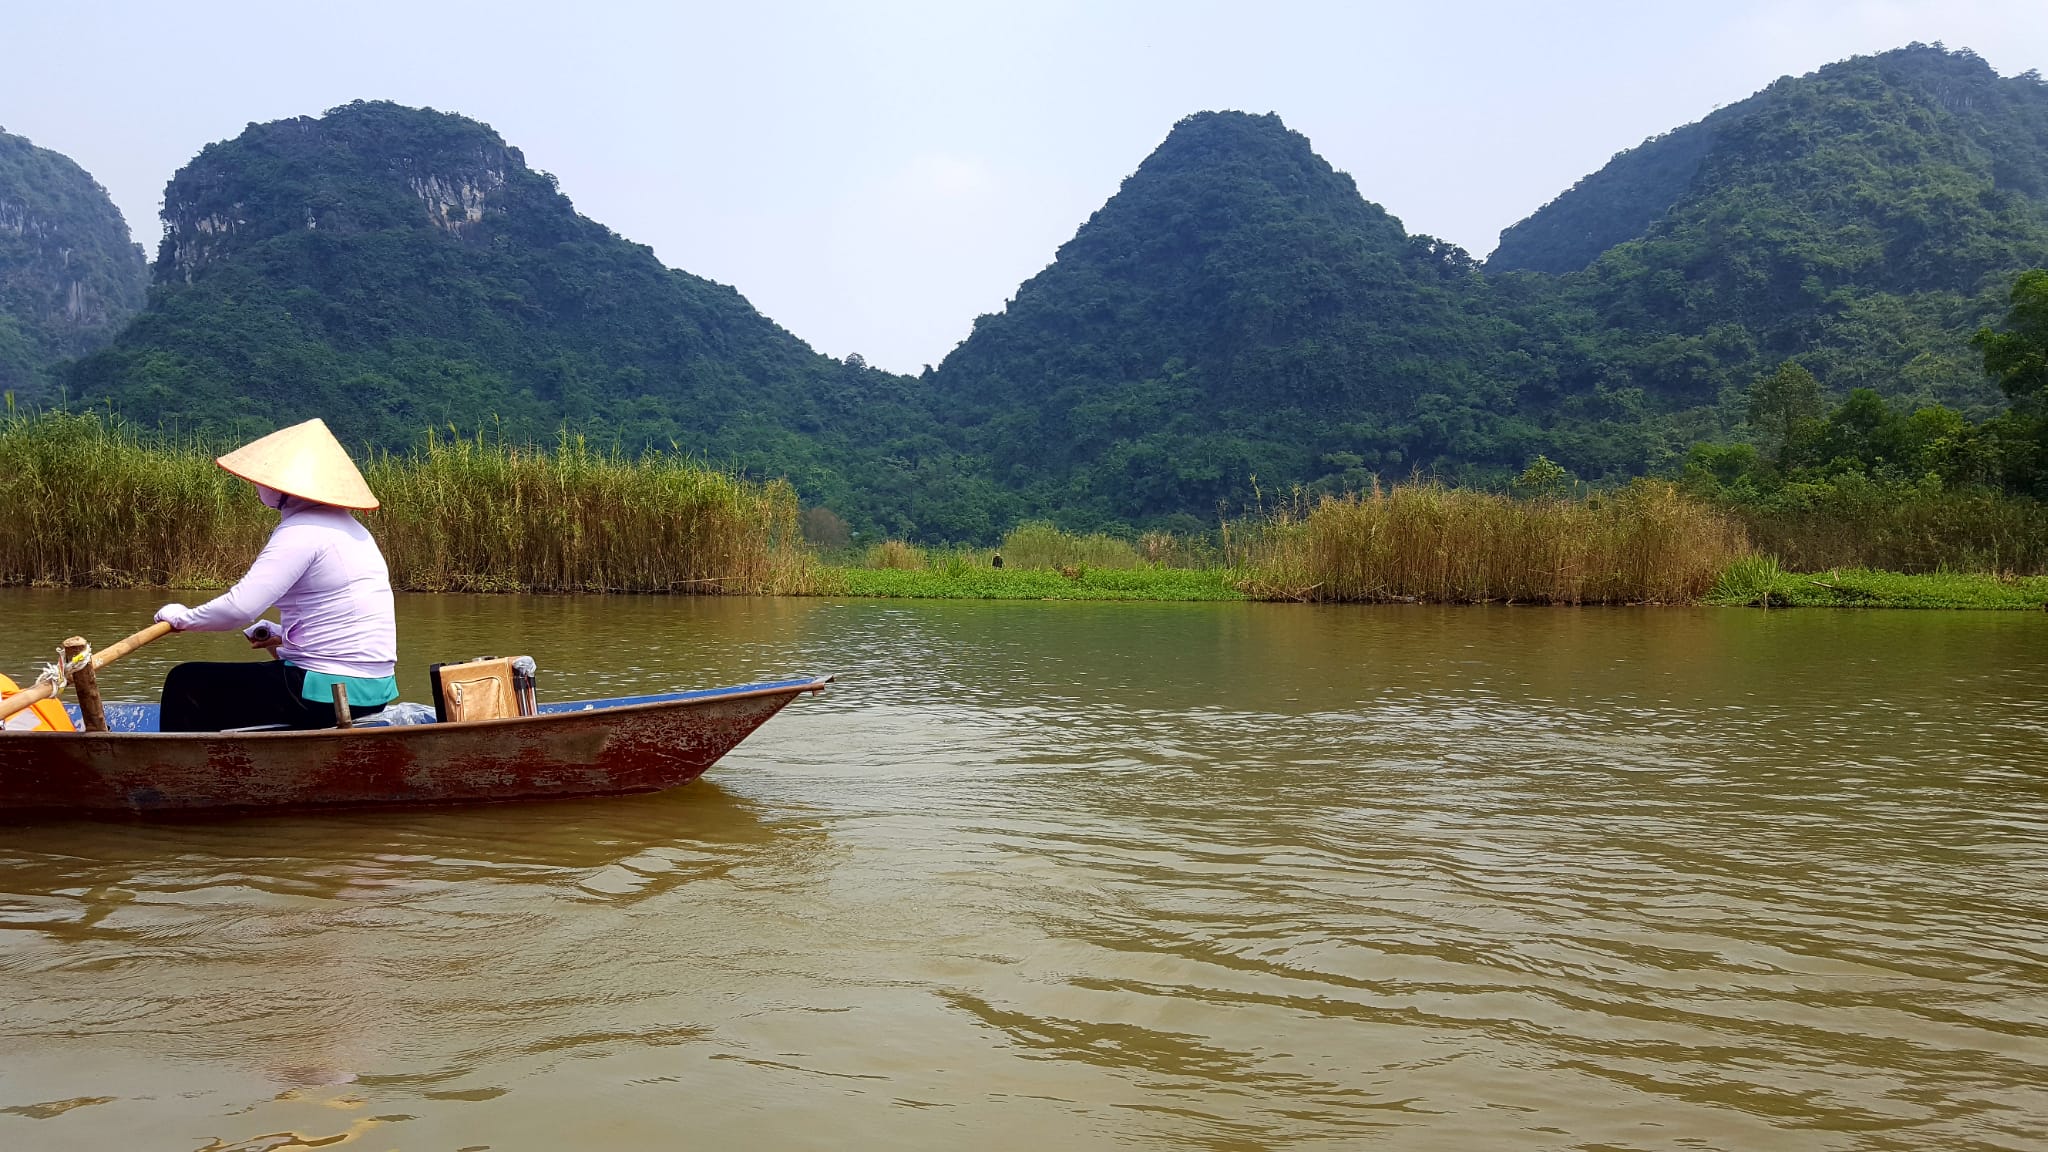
[154,419,398,731]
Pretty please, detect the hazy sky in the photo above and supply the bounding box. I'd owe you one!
[5,1,2046,373]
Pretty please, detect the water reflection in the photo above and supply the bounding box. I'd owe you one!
[1,591,2044,1150]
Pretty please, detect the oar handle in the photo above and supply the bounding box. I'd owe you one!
[0,621,177,724]
[93,621,175,669]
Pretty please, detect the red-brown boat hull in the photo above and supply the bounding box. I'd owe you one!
[0,678,828,816]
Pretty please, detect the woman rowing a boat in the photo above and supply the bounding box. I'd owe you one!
[153,419,398,732]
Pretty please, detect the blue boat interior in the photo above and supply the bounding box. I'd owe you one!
[63,677,823,734]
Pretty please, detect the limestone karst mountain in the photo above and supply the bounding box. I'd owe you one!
[58,46,2048,534]
[926,47,2048,523]
[1493,44,2048,414]
[0,127,147,395]
[64,100,983,535]
[927,110,1518,524]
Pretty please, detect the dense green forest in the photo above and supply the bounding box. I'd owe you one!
[930,45,2048,526]
[1527,46,2048,415]
[0,127,147,395]
[23,44,2048,542]
[1676,269,2048,571]
[927,109,1520,529]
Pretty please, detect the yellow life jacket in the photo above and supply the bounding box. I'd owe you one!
[0,672,78,732]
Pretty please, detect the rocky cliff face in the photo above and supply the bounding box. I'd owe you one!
[0,127,148,394]
[404,165,505,232]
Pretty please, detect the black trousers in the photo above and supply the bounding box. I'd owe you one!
[160,660,386,733]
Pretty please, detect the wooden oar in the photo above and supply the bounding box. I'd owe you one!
[0,621,176,726]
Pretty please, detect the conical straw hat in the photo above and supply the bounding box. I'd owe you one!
[216,419,379,510]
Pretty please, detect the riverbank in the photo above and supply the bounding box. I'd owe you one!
[1704,561,2048,609]
[802,565,2048,608]
[0,413,1745,603]
[812,565,1246,601]
[38,559,2045,608]
[7,412,2045,608]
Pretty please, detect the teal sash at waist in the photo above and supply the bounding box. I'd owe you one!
[291,665,400,708]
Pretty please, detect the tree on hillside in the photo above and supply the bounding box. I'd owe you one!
[800,506,852,549]
[1974,269,2048,493]
[1512,454,1572,499]
[1975,270,2048,411]
[1746,363,1825,471]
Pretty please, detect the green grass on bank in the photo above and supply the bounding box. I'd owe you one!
[822,561,2048,608]
[812,564,1246,601]
[7,412,2046,609]
[1707,556,2048,609]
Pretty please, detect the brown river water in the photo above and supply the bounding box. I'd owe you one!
[0,589,2044,1151]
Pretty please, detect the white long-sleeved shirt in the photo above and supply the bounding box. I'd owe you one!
[159,503,397,678]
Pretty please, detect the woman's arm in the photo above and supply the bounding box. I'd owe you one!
[156,527,317,632]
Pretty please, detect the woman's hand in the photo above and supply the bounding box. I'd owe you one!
[154,604,192,630]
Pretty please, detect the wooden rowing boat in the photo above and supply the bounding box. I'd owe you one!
[0,676,832,817]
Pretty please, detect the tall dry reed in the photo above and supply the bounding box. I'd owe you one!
[0,411,269,586]
[0,413,811,593]
[366,431,806,593]
[1229,479,1750,603]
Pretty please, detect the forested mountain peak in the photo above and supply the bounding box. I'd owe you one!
[930,110,1499,526]
[1530,43,2048,415]
[1490,44,2048,277]
[0,126,147,395]
[1054,111,1415,267]
[157,101,585,282]
[66,101,892,490]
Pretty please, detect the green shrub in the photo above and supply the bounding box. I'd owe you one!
[999,521,1140,569]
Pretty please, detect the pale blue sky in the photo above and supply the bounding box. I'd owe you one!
[4,1,2046,373]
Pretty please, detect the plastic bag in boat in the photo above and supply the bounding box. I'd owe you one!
[355,701,440,727]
